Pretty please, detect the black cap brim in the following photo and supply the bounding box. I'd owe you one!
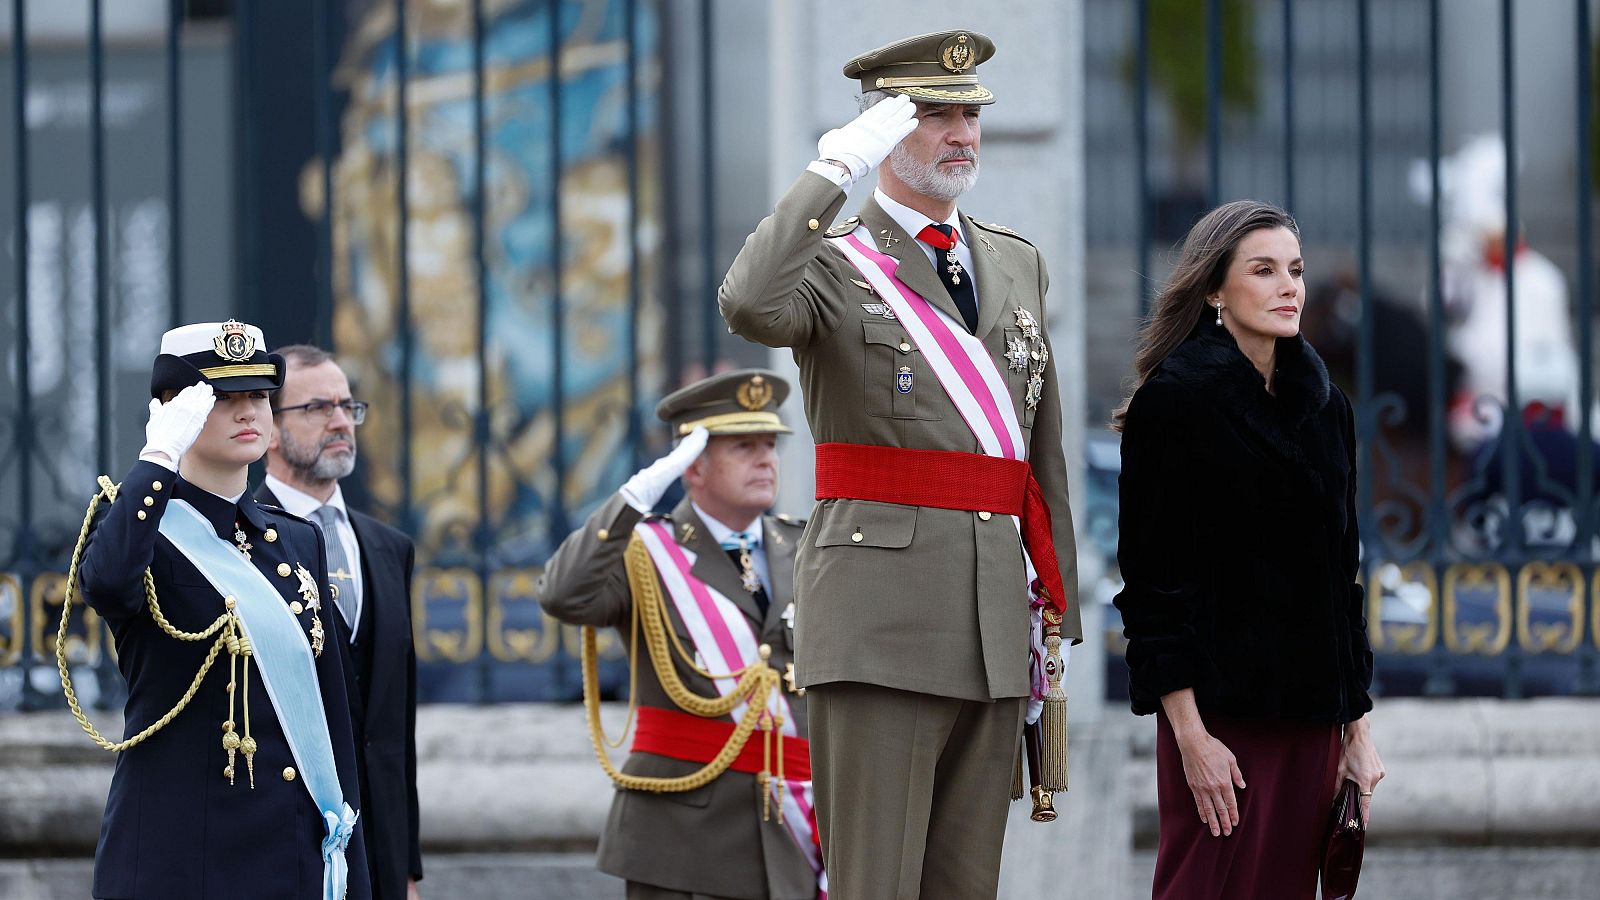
[150,352,286,398]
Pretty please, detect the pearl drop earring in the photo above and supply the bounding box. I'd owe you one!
[1214,303,1223,326]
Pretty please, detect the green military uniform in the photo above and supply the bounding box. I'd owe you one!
[537,371,818,900]
[718,31,1083,899]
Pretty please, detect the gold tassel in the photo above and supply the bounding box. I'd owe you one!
[1039,612,1069,792]
[1010,736,1025,801]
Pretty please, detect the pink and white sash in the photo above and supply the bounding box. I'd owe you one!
[828,227,1064,716]
[634,519,827,897]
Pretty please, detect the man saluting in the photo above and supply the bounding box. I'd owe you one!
[719,30,1082,899]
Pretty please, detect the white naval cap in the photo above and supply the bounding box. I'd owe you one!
[159,320,267,357]
[150,319,284,398]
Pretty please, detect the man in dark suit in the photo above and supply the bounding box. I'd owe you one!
[258,344,423,900]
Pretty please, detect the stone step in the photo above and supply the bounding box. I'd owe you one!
[5,847,1598,900]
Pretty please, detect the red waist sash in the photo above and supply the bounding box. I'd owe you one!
[632,705,812,781]
[813,441,1069,616]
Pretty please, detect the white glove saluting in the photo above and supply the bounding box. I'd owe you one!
[619,426,710,513]
[139,382,216,470]
[816,93,918,183]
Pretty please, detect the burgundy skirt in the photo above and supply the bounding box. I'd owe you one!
[1152,712,1341,900]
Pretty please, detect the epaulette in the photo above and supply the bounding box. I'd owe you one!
[969,219,1035,247]
[824,215,860,239]
[774,513,808,528]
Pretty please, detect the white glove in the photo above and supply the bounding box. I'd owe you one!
[619,426,710,513]
[139,383,216,470]
[816,93,918,183]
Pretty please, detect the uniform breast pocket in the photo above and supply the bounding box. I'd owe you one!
[864,320,928,419]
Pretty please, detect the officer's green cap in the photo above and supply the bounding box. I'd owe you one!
[842,30,997,105]
[656,369,793,438]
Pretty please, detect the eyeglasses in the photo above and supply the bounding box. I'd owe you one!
[275,399,369,425]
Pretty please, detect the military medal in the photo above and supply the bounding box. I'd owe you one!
[294,563,326,657]
[1005,337,1029,371]
[944,250,964,286]
[233,522,253,560]
[735,537,761,594]
[1014,307,1040,340]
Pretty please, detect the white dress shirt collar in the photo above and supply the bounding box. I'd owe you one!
[874,187,965,246]
[264,474,348,523]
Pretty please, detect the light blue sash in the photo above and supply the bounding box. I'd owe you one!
[159,499,359,900]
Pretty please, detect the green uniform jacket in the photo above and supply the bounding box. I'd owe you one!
[719,172,1083,702]
[536,494,814,900]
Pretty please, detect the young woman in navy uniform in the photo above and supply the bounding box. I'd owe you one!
[73,320,371,900]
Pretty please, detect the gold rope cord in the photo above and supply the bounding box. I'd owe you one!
[581,536,781,793]
[58,476,240,753]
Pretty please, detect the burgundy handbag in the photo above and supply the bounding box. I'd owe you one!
[1321,779,1367,900]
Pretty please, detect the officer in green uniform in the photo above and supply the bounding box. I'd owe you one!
[537,370,821,900]
[719,31,1084,899]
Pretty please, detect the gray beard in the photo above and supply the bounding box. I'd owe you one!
[280,430,357,485]
[888,144,979,202]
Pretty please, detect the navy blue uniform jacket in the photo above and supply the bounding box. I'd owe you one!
[78,460,372,900]
[257,484,423,900]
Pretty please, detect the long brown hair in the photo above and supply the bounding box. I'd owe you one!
[1109,199,1300,431]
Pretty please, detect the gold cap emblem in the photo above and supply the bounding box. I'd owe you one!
[941,34,973,72]
[737,375,774,412]
[213,319,257,362]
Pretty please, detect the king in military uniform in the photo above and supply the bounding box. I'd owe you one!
[537,370,822,900]
[719,30,1083,898]
[71,321,370,899]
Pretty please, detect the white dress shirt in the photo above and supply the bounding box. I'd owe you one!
[264,474,364,632]
[692,502,772,599]
[873,188,979,303]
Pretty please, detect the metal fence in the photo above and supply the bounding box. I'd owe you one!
[0,0,751,709]
[1090,0,1600,698]
[7,0,1600,710]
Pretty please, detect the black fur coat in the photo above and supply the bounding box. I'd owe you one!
[1113,323,1374,723]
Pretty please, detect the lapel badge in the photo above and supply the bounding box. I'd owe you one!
[879,228,900,250]
[979,235,998,255]
[680,522,697,545]
[897,366,914,394]
[862,303,897,320]
[1005,337,1029,372]
[214,319,257,361]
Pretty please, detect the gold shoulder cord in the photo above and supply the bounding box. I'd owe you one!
[58,477,258,784]
[581,536,783,801]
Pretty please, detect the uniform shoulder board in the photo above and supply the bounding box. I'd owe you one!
[970,219,1035,247]
[774,513,808,528]
[824,216,860,239]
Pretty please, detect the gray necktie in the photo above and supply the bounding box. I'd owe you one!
[310,505,357,632]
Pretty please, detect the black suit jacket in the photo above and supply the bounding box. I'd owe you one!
[80,461,371,899]
[257,484,423,900]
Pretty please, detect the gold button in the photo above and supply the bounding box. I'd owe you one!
[151,480,163,491]
[851,531,863,543]
[899,342,911,352]
[282,767,297,782]
[807,218,820,231]
[264,528,278,543]
[137,510,147,521]
[143,496,154,507]
[978,511,992,521]
[224,597,237,610]
[277,563,292,577]
[596,528,610,541]
[290,601,304,614]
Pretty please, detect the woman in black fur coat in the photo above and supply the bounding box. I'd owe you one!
[1113,200,1385,899]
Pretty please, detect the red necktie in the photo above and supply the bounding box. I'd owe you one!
[915,224,978,332]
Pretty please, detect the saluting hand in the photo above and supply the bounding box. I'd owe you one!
[816,93,918,182]
[619,426,710,513]
[139,383,216,468]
